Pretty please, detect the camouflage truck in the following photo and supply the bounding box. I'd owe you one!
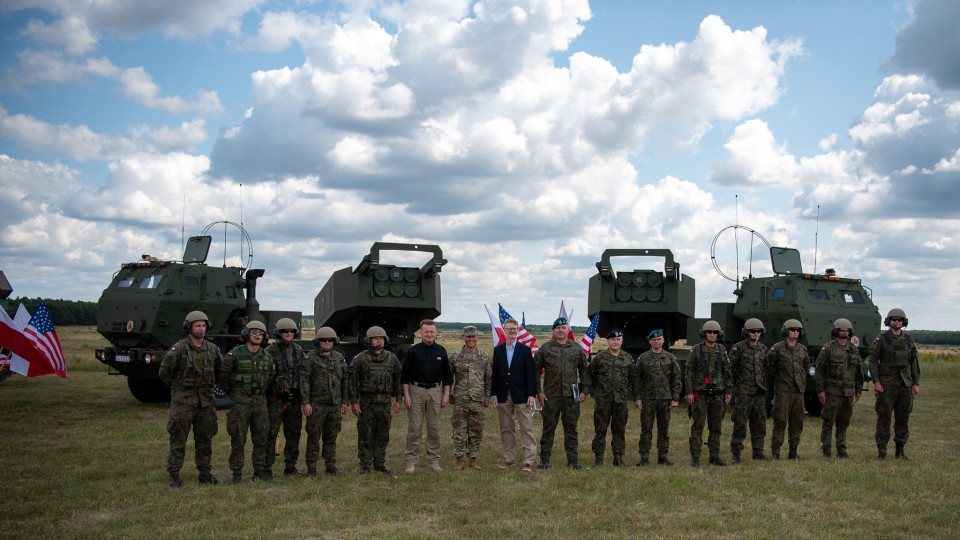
[687,245,881,416]
[314,242,447,362]
[95,224,301,403]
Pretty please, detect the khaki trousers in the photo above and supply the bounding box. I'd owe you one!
[404,384,443,467]
[498,395,538,466]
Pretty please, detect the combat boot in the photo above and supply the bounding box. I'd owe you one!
[284,467,303,476]
[305,468,317,478]
[708,456,727,467]
[231,472,243,485]
[787,446,799,460]
[771,450,780,460]
[567,459,582,470]
[259,470,275,481]
[636,456,650,467]
[325,465,343,475]
[374,465,391,474]
[690,457,700,467]
[454,457,465,471]
[537,458,550,469]
[612,455,626,467]
[731,452,742,464]
[198,472,220,485]
[752,449,770,461]
[822,447,831,458]
[837,449,851,459]
[878,447,887,461]
[657,455,673,466]
[469,457,481,470]
[593,455,603,467]
[168,473,182,488]
[895,444,911,461]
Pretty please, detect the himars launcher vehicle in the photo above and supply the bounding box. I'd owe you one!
[95,223,300,403]
[588,227,881,416]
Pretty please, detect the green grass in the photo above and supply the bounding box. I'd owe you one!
[1,330,957,538]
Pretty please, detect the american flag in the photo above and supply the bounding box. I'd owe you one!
[499,304,538,353]
[23,301,66,377]
[579,311,600,354]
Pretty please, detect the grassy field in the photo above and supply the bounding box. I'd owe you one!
[1,328,958,538]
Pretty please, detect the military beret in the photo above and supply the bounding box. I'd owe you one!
[606,329,623,338]
[553,317,568,328]
[462,326,478,337]
[647,329,664,339]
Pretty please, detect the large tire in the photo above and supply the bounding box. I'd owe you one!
[804,391,822,416]
[127,376,171,403]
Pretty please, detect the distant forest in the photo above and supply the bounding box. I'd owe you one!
[5,301,958,344]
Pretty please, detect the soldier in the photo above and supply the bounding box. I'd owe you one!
[350,326,402,474]
[869,308,920,461]
[401,319,451,473]
[588,329,636,467]
[448,326,492,470]
[535,317,589,469]
[729,318,770,463]
[766,319,810,460]
[218,320,275,484]
[158,310,222,487]
[815,318,863,459]
[635,329,681,466]
[264,317,307,477]
[300,326,349,476]
[684,320,732,467]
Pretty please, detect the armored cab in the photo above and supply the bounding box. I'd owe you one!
[587,249,696,357]
[314,242,447,360]
[95,230,301,403]
[688,246,881,415]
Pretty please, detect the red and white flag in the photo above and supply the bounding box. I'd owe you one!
[0,304,54,377]
[559,301,575,341]
[485,304,505,347]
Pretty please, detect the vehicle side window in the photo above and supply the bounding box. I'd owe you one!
[138,275,162,289]
[117,277,135,288]
[840,290,864,304]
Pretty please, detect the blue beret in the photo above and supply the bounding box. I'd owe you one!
[647,329,664,339]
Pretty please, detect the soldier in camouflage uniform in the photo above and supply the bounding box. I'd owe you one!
[684,320,732,466]
[635,329,681,466]
[535,317,589,469]
[868,308,920,461]
[159,311,222,487]
[350,326,402,474]
[264,317,307,477]
[218,320,275,483]
[729,318,770,463]
[449,326,492,470]
[766,319,810,460]
[588,329,636,467]
[814,318,863,459]
[300,326,349,476]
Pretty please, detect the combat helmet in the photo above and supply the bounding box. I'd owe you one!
[313,326,339,346]
[884,308,908,328]
[831,318,853,338]
[274,317,300,339]
[241,320,267,343]
[699,320,723,339]
[182,310,211,333]
[780,318,804,337]
[741,318,765,337]
[364,325,390,347]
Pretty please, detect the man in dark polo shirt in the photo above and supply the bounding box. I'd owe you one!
[401,319,451,473]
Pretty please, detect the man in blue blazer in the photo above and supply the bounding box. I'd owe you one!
[491,318,538,472]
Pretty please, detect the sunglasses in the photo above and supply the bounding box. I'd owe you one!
[248,330,265,336]
[317,338,336,343]
[889,318,904,322]
[748,329,762,334]
[704,330,719,335]
[788,328,802,332]
[280,329,296,334]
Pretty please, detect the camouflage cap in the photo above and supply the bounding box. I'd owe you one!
[553,317,568,328]
[462,325,479,337]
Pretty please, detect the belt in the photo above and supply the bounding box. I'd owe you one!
[413,382,439,389]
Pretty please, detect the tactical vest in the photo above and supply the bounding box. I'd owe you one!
[822,342,858,388]
[360,357,395,397]
[881,335,913,368]
[230,346,272,395]
[177,341,216,389]
[698,343,727,394]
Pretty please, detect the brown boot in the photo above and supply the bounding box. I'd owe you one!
[454,456,465,471]
[469,457,481,470]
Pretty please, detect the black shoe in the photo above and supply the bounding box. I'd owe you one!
[690,458,700,467]
[612,456,626,467]
[568,461,582,470]
[788,447,799,460]
[198,473,220,485]
[231,472,242,485]
[822,448,832,458]
[753,451,770,462]
[169,473,182,488]
[657,456,673,466]
[305,469,317,478]
[731,454,742,464]
[283,467,303,476]
[895,445,911,461]
[709,457,726,466]
[374,465,391,474]
[837,450,851,459]
[259,470,275,482]
[593,456,603,467]
[636,457,650,467]
[538,459,550,470]
[325,465,343,475]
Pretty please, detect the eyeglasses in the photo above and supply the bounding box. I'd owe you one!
[249,330,265,336]
[504,327,519,332]
[280,329,296,334]
[317,338,335,343]
[747,329,762,334]
[889,318,904,323]
[788,328,802,332]
[704,330,719,335]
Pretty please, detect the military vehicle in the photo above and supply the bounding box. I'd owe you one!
[95,222,301,403]
[314,242,447,360]
[587,249,696,358]
[687,226,881,415]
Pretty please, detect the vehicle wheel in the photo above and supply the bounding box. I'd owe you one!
[804,391,822,416]
[127,376,171,403]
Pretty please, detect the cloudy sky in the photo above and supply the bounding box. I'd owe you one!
[1,0,958,331]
